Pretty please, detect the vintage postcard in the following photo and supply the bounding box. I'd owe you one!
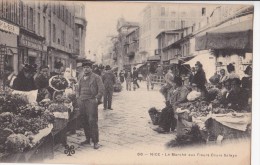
[0,1,255,165]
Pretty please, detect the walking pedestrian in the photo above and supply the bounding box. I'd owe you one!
[102,65,116,110]
[132,67,140,90]
[77,62,104,149]
[146,73,154,90]
[125,70,132,91]
[119,70,125,83]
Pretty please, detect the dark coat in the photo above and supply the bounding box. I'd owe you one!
[225,88,249,111]
[133,70,139,79]
[192,69,207,89]
[12,72,36,91]
[102,70,116,90]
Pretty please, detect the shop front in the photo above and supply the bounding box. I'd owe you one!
[0,19,19,75]
[48,49,71,72]
[195,20,253,78]
[18,29,47,71]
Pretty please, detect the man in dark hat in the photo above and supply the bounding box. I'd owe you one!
[102,65,116,110]
[77,62,104,149]
[12,64,37,91]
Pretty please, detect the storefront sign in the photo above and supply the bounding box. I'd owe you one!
[19,34,43,51]
[0,19,19,35]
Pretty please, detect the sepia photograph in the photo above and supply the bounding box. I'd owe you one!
[0,1,256,165]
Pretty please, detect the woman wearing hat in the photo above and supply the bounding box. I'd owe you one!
[12,64,37,91]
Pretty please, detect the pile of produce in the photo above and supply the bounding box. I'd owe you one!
[48,103,69,113]
[0,93,55,153]
[49,75,69,91]
[177,99,235,118]
[0,93,28,114]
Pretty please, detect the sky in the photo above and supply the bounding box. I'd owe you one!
[84,2,147,60]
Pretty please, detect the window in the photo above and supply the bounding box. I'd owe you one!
[58,3,60,17]
[159,21,165,29]
[53,24,56,42]
[181,12,186,17]
[48,20,51,44]
[43,16,46,37]
[65,9,68,24]
[62,5,64,21]
[61,30,65,46]
[170,20,175,29]
[171,11,176,17]
[53,3,56,14]
[75,26,79,37]
[181,20,185,28]
[28,7,33,30]
[202,8,206,16]
[161,7,165,16]
[38,13,40,34]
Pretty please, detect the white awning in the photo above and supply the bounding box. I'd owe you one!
[184,53,216,81]
[135,63,145,69]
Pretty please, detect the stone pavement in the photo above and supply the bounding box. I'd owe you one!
[44,81,177,164]
[44,81,251,165]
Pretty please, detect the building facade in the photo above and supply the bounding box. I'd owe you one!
[125,27,141,68]
[139,3,205,61]
[114,17,139,71]
[155,4,253,81]
[0,0,87,76]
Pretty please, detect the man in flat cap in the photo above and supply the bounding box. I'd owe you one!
[77,62,104,149]
[102,65,116,110]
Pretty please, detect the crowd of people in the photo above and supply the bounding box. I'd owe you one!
[0,61,122,149]
[153,61,252,133]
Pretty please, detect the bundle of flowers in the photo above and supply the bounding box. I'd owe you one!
[49,75,69,91]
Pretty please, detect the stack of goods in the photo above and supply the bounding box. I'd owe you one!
[0,93,55,153]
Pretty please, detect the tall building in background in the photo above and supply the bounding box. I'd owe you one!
[139,3,205,61]
[115,17,139,71]
[74,2,87,59]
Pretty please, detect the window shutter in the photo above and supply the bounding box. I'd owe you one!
[23,4,27,28]
[33,8,36,32]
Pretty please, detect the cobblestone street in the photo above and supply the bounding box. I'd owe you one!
[44,82,176,164]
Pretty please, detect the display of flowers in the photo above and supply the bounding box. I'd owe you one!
[49,75,69,91]
[0,93,29,114]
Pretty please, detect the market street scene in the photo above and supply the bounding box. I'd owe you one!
[0,1,253,165]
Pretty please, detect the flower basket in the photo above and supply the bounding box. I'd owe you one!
[49,75,69,92]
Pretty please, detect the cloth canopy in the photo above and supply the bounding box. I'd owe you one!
[135,63,145,69]
[183,53,216,81]
[195,20,253,51]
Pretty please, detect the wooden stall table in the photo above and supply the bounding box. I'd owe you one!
[192,113,251,142]
[0,132,54,163]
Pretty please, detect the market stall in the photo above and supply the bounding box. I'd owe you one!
[174,96,251,146]
[0,73,78,162]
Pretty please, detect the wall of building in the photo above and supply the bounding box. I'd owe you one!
[139,3,205,58]
[0,0,87,75]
